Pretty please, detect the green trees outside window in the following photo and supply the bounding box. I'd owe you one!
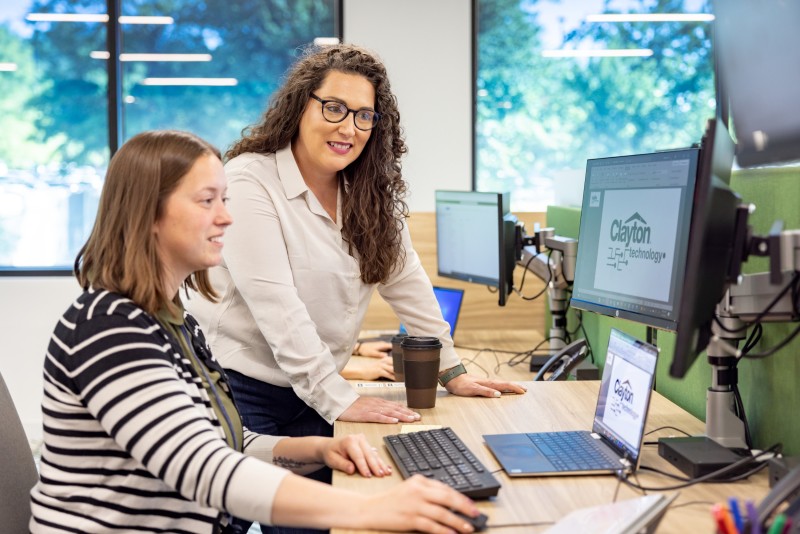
[0,0,336,270]
[476,0,714,211]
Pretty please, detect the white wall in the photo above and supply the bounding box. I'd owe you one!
[0,0,472,441]
[0,278,79,440]
[344,0,472,211]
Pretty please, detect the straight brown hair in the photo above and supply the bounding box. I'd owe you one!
[75,130,222,316]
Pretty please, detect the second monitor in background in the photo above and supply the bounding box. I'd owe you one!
[435,190,517,306]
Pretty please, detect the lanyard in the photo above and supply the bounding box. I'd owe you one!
[178,325,241,453]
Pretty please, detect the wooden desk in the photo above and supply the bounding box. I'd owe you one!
[335,346,769,533]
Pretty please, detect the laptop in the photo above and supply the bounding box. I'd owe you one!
[483,328,659,476]
[366,286,465,342]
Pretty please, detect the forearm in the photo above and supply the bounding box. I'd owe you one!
[271,436,326,475]
[270,474,370,530]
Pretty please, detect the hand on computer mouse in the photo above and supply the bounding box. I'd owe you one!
[453,510,489,532]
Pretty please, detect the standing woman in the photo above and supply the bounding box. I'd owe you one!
[188,43,524,471]
[29,130,482,534]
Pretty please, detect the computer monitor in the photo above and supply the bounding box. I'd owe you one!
[714,0,800,168]
[669,118,738,378]
[435,190,516,306]
[570,148,700,331]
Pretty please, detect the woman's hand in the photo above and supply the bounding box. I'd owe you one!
[321,434,393,478]
[355,340,392,358]
[341,355,395,381]
[444,373,527,397]
[338,396,420,424]
[359,475,482,533]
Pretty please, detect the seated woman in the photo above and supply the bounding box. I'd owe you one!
[28,130,481,534]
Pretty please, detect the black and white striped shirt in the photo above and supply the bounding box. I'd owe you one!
[30,289,288,533]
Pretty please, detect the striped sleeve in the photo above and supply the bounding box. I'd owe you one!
[30,291,289,533]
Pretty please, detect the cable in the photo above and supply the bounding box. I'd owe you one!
[489,522,554,530]
[669,500,715,510]
[644,426,692,437]
[623,443,781,491]
[733,383,753,449]
[742,321,800,359]
[576,312,595,364]
[514,250,553,301]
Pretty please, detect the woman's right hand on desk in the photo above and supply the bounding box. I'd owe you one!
[338,396,420,424]
[363,475,481,533]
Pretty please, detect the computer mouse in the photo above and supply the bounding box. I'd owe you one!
[453,511,488,532]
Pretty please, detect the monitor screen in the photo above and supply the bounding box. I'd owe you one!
[570,148,700,331]
[670,118,738,378]
[435,190,515,306]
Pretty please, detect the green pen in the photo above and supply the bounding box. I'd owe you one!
[767,514,786,534]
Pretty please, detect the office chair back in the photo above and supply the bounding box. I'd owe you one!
[0,370,38,533]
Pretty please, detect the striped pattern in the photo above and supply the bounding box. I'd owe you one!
[29,289,273,533]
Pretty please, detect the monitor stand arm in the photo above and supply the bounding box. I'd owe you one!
[705,315,747,448]
[516,226,581,371]
[705,225,800,449]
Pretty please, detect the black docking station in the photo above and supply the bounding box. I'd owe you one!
[658,436,753,479]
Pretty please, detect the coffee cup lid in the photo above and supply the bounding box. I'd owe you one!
[400,336,442,349]
[391,333,409,343]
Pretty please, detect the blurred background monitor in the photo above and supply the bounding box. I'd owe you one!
[570,148,700,331]
[669,119,737,378]
[435,190,516,306]
[714,0,800,168]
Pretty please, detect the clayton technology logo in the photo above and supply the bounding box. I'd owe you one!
[610,377,638,418]
[606,212,667,270]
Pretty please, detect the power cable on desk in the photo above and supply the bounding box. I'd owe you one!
[487,522,556,530]
[669,500,715,510]
[460,349,493,379]
[645,426,693,437]
[638,459,769,484]
[624,443,781,491]
[643,425,693,442]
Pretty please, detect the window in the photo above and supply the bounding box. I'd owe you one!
[0,0,338,272]
[476,0,714,211]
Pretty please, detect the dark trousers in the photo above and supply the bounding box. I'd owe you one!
[226,369,332,534]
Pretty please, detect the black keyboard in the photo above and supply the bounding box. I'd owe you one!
[383,427,501,498]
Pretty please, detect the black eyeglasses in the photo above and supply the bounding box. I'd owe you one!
[310,94,380,131]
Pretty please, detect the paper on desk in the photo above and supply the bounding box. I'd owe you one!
[400,425,443,433]
[544,494,678,534]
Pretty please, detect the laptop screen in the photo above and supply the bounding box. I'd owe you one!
[399,286,464,338]
[591,329,659,464]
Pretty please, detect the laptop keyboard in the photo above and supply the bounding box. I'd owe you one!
[384,428,501,498]
[528,431,622,471]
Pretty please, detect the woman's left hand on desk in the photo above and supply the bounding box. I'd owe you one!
[322,433,393,478]
[445,374,527,397]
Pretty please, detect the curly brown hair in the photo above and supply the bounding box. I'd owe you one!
[75,130,221,316]
[226,43,408,284]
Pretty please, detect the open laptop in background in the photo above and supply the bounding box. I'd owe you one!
[362,286,465,343]
[483,328,658,477]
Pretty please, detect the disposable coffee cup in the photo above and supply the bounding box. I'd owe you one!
[390,333,408,382]
[401,336,442,409]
